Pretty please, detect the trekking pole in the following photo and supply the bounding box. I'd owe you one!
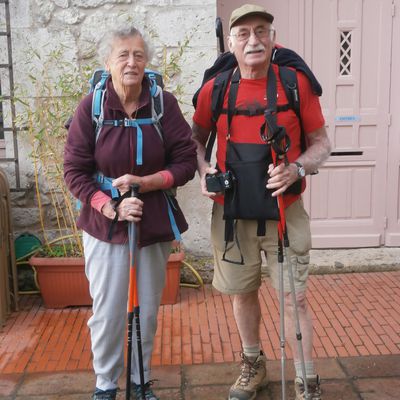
[215,17,225,54]
[277,229,287,400]
[273,154,310,400]
[282,225,310,400]
[262,63,309,399]
[126,183,146,400]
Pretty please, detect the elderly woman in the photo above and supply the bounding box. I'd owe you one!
[64,26,196,400]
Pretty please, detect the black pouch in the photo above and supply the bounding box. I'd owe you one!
[223,142,280,221]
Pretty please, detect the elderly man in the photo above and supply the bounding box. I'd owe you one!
[192,4,331,400]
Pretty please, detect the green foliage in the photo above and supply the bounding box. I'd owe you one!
[38,242,82,258]
[14,46,94,257]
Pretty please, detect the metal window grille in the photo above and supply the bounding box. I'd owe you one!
[339,30,352,76]
[0,0,23,191]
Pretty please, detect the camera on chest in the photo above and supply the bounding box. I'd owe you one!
[205,171,234,193]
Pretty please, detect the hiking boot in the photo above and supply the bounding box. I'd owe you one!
[294,375,322,400]
[92,388,117,400]
[229,351,267,400]
[131,381,159,400]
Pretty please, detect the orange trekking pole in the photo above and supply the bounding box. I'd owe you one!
[262,63,309,399]
[126,184,145,400]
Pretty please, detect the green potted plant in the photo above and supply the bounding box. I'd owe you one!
[11,48,91,308]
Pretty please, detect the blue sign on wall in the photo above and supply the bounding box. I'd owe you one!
[335,115,361,122]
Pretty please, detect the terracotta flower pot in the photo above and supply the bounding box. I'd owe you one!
[161,250,184,305]
[29,250,184,308]
[28,256,91,308]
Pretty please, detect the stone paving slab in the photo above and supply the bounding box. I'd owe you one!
[355,377,400,400]
[0,374,20,397]
[339,354,400,378]
[16,371,94,397]
[1,355,400,399]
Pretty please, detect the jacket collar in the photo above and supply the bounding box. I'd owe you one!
[105,75,151,114]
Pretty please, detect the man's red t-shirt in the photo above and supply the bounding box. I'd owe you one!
[193,63,325,208]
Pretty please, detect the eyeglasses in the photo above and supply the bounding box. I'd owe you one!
[230,27,274,42]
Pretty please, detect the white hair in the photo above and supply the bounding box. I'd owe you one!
[98,26,154,63]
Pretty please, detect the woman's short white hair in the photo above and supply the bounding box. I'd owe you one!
[98,26,154,63]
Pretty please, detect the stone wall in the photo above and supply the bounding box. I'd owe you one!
[1,0,218,255]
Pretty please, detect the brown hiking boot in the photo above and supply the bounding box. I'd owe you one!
[294,374,322,400]
[228,351,267,400]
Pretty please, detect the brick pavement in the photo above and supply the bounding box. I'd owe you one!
[0,271,400,398]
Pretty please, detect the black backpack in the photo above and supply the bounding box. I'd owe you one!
[192,47,323,264]
[192,47,322,162]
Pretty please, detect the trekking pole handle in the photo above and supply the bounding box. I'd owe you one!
[215,17,225,54]
[131,183,140,198]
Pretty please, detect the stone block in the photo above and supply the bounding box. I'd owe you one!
[17,371,95,396]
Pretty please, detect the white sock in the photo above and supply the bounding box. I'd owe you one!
[295,360,315,378]
[243,343,261,360]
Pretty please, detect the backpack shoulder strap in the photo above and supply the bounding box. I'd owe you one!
[91,70,109,143]
[278,66,306,152]
[91,69,165,143]
[204,68,234,162]
[145,69,164,142]
[279,66,300,120]
[211,68,233,122]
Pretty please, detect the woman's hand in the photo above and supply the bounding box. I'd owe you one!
[101,197,143,222]
[112,174,142,195]
[116,197,143,222]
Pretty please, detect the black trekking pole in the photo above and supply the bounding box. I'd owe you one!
[126,184,146,400]
[215,17,225,54]
[277,232,287,400]
[272,154,310,400]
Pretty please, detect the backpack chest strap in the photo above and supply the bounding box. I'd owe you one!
[100,117,157,165]
[220,103,291,117]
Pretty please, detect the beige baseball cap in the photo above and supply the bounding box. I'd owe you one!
[229,4,274,30]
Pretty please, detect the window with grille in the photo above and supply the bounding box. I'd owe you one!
[339,30,352,76]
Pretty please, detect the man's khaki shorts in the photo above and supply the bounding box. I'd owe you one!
[211,199,312,294]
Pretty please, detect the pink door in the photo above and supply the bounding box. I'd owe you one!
[218,0,396,248]
[385,0,400,246]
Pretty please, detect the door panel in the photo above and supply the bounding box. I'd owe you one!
[307,0,392,247]
[386,0,400,246]
[217,0,394,248]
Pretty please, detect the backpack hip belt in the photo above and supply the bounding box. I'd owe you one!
[95,172,181,242]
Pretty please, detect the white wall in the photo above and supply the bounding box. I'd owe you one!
[2,0,218,255]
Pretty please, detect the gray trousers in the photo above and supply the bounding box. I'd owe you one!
[83,231,171,391]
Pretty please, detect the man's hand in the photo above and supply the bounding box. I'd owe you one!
[267,126,332,197]
[200,166,220,198]
[192,122,220,198]
[266,162,298,197]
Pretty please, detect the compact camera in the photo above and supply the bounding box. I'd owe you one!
[205,171,234,193]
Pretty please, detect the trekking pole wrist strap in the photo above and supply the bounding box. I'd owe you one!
[107,192,131,240]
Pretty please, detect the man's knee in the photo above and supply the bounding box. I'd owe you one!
[284,290,308,312]
[234,289,259,306]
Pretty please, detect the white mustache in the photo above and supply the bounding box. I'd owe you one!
[244,44,266,54]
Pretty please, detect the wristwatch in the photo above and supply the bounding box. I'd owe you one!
[294,161,306,179]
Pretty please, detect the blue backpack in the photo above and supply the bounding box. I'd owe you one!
[84,69,181,241]
[89,68,164,149]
